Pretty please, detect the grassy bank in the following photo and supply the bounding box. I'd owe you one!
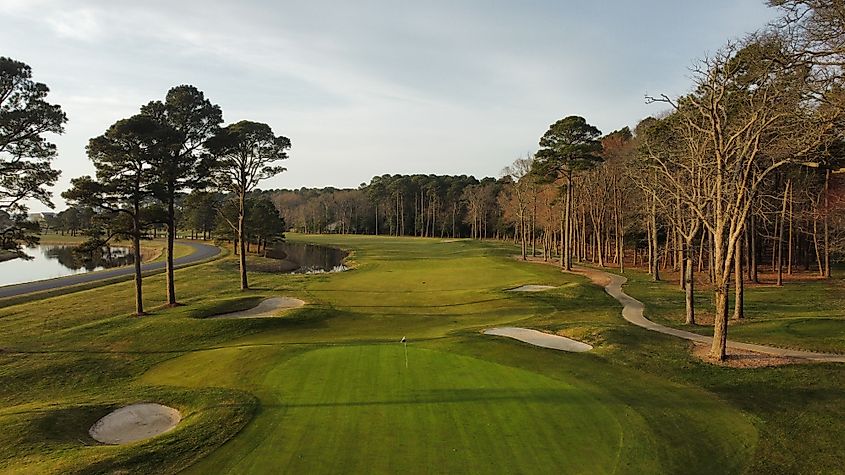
[0,235,842,473]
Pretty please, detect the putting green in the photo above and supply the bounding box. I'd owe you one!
[145,342,754,474]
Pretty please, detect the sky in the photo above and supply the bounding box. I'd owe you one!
[2,0,778,212]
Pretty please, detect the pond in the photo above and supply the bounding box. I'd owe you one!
[267,242,348,274]
[0,244,133,287]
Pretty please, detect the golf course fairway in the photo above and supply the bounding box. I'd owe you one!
[3,235,845,473]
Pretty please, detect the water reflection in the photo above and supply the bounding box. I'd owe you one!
[44,245,133,271]
[267,242,347,274]
[0,244,133,287]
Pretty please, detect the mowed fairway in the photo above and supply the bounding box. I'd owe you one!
[139,236,754,474]
[8,235,845,473]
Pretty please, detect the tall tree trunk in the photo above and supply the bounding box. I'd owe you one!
[613,181,621,266]
[708,233,715,284]
[684,238,695,325]
[787,182,794,275]
[452,204,456,238]
[647,218,654,274]
[677,226,685,290]
[750,214,759,283]
[132,203,144,317]
[711,280,730,360]
[813,210,824,276]
[431,195,436,238]
[698,230,706,273]
[824,169,831,278]
[650,196,660,281]
[559,210,565,268]
[531,197,536,257]
[165,193,177,306]
[520,214,527,260]
[580,210,587,263]
[563,173,572,270]
[777,180,789,287]
[772,217,779,274]
[745,215,751,281]
[709,226,731,360]
[619,232,625,272]
[733,233,744,320]
[238,193,249,290]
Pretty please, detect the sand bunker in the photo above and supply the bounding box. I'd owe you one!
[484,327,592,352]
[89,403,181,445]
[508,285,556,292]
[210,297,305,319]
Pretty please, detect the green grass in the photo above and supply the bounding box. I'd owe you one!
[0,234,843,473]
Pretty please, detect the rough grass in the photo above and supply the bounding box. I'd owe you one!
[0,235,842,473]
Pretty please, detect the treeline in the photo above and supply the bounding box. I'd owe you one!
[255,156,844,286]
[264,175,507,238]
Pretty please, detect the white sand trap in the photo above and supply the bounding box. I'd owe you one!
[507,285,556,292]
[210,297,305,319]
[484,327,593,352]
[89,403,181,445]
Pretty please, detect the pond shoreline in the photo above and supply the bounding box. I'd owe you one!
[264,241,348,274]
[0,244,134,288]
[0,241,220,301]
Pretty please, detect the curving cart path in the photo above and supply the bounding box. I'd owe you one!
[570,265,845,363]
[0,241,220,300]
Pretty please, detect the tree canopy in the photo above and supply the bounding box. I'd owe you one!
[0,57,66,253]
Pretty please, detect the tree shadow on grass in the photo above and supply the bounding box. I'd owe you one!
[262,387,587,409]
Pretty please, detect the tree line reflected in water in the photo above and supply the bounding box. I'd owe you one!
[40,245,133,272]
[266,242,347,274]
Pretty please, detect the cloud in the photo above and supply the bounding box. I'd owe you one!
[1,0,779,210]
[45,8,102,41]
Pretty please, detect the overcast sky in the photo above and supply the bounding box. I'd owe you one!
[3,0,777,211]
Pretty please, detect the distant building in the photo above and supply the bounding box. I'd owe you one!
[27,212,56,222]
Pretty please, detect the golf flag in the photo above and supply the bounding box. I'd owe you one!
[401,337,408,368]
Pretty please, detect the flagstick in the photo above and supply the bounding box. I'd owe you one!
[404,340,408,368]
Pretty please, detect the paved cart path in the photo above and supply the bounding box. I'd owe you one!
[0,241,220,299]
[570,264,845,363]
